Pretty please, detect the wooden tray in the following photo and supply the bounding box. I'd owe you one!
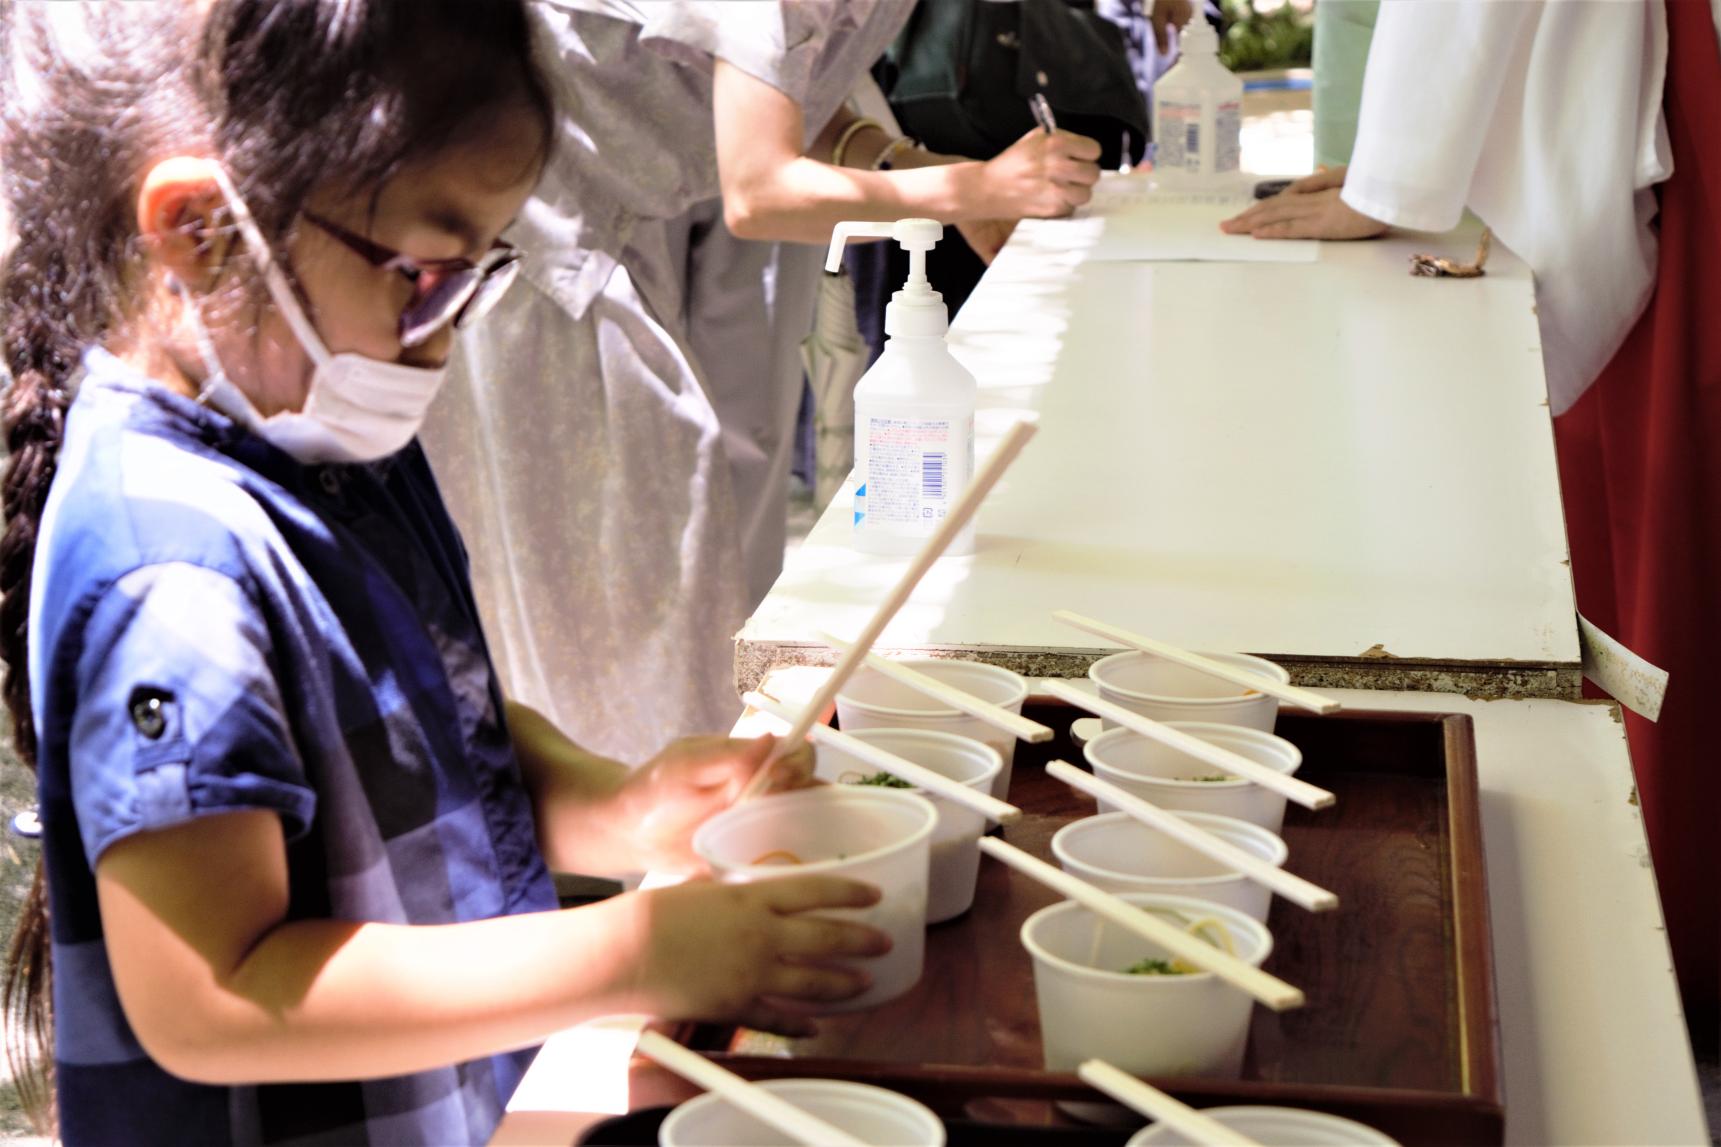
[577,1104,1139,1145]
[684,704,1503,1145]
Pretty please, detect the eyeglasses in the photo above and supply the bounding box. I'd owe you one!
[302,211,522,348]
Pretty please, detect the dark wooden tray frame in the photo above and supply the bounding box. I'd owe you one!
[680,704,1504,1146]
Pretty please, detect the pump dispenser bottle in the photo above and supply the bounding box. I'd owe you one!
[1152,18,1244,189]
[825,219,977,555]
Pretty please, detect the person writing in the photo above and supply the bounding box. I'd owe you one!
[422,0,1105,766]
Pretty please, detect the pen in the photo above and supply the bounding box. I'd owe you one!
[1029,92,1057,135]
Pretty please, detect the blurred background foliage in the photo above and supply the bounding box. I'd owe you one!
[1218,0,1315,72]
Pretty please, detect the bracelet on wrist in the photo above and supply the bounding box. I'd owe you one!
[829,116,884,169]
[871,135,923,171]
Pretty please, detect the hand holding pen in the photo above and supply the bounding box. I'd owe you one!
[1030,92,1058,135]
[974,93,1099,217]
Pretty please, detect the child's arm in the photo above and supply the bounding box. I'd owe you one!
[505,698,628,869]
[96,808,888,1084]
[507,699,813,875]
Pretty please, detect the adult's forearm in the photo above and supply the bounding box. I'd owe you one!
[724,156,993,244]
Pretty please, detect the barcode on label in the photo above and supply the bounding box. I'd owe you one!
[1184,123,1200,169]
[922,452,946,500]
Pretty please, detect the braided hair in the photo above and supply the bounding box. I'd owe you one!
[0,1,551,1130]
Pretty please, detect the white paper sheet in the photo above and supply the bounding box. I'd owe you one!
[1013,180,1321,264]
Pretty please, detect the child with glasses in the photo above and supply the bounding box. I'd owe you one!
[0,3,887,1143]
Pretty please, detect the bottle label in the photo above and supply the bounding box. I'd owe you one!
[1215,100,1241,174]
[855,412,973,534]
[1155,100,1201,172]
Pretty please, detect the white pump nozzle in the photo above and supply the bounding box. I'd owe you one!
[824,217,945,275]
[826,218,949,337]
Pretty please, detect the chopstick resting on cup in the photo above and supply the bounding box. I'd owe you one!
[1046,761,1337,912]
[1052,611,1342,715]
[634,1030,870,1147]
[814,630,1054,745]
[1077,1059,1263,1147]
[1043,679,1335,811]
[978,837,1303,1010]
[735,420,1039,803]
[744,690,1022,825]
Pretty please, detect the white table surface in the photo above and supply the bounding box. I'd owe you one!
[738,198,1578,698]
[1324,690,1702,1146]
[497,689,1705,1147]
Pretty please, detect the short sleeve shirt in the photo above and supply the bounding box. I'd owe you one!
[32,350,559,1146]
[517,0,914,319]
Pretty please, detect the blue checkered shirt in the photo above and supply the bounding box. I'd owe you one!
[30,349,559,1145]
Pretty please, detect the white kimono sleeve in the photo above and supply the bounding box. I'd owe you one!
[1340,0,1671,412]
[1340,0,1536,232]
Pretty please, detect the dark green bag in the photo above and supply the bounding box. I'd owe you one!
[883,0,1148,168]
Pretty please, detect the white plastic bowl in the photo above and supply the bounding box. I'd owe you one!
[693,787,935,1012]
[836,660,1029,798]
[1084,723,1304,835]
[815,729,1002,924]
[1051,811,1287,922]
[658,1078,946,1146]
[1022,892,1270,1079]
[1126,1105,1400,1145]
[1089,650,1288,733]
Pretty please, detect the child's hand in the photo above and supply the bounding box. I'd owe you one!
[609,734,817,873]
[624,875,891,1036]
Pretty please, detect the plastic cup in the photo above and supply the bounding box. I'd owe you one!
[1089,650,1289,733]
[1126,1105,1400,1145]
[815,729,1003,924]
[1084,724,1304,835]
[1051,811,1287,923]
[1021,893,1270,1080]
[835,660,1029,798]
[692,787,935,1012]
[658,1078,947,1147]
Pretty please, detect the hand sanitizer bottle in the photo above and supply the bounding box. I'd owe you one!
[1152,17,1244,190]
[824,219,977,556]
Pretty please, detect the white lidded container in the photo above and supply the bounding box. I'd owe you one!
[1152,17,1244,189]
[825,219,976,555]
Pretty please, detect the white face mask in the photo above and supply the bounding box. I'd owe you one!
[186,165,448,465]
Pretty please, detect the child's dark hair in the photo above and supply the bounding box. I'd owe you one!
[0,0,552,1128]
